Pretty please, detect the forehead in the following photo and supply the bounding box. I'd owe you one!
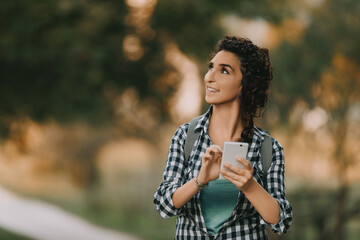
[210,50,241,68]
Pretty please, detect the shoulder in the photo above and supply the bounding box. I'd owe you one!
[254,125,270,137]
[171,123,189,144]
[254,126,284,151]
[171,106,211,144]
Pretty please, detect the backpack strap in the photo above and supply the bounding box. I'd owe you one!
[184,116,201,165]
[260,134,273,182]
[260,135,283,238]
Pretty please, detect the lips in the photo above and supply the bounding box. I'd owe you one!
[207,86,219,92]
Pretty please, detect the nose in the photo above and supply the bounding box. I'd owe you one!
[204,69,215,83]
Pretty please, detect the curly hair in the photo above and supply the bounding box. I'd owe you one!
[211,36,273,143]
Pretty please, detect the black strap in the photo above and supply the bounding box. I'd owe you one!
[260,135,284,240]
[260,134,272,182]
[184,116,201,165]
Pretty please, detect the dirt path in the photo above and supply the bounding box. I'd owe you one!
[0,186,142,240]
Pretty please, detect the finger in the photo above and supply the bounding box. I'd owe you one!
[210,145,223,153]
[202,153,212,161]
[221,166,252,180]
[206,145,222,154]
[223,162,244,174]
[236,157,252,170]
[209,146,223,156]
[221,170,247,187]
[208,149,222,160]
[220,169,241,180]
[203,151,221,163]
[204,149,214,158]
[216,156,222,165]
[221,174,237,186]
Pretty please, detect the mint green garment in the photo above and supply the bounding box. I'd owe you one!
[200,178,240,236]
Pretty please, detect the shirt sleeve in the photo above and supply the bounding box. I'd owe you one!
[260,138,293,233]
[153,124,188,218]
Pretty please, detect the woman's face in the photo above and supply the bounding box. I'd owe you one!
[204,50,243,106]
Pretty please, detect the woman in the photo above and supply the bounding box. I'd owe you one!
[154,36,292,239]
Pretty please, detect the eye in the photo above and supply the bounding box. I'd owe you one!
[221,67,229,74]
[208,62,213,70]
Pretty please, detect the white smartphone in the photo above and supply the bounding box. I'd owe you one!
[219,141,249,179]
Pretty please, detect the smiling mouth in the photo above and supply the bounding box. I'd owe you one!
[207,86,219,93]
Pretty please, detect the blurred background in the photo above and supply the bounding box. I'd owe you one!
[0,0,359,239]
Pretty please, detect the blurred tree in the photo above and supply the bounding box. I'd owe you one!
[0,0,167,136]
[270,0,360,239]
[271,0,360,120]
[0,0,291,187]
[0,0,295,137]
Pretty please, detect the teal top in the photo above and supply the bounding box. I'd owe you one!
[200,178,240,236]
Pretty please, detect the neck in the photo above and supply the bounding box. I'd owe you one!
[210,102,243,141]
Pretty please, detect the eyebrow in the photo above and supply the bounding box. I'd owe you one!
[209,62,235,71]
[219,63,234,71]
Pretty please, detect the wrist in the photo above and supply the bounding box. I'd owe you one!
[196,171,208,185]
[195,176,209,190]
[241,177,256,193]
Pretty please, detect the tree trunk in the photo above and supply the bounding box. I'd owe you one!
[333,183,349,240]
[332,116,349,240]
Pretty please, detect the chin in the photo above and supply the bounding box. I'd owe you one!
[205,96,216,104]
[205,96,239,106]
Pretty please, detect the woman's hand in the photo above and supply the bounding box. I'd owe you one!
[197,145,223,185]
[172,145,222,208]
[220,156,255,191]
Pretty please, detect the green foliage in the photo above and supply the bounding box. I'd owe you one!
[285,184,360,240]
[152,0,294,61]
[1,0,358,131]
[271,0,360,123]
[36,179,360,240]
[0,0,295,136]
[0,0,167,134]
[0,228,32,240]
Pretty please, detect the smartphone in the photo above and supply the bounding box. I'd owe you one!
[219,141,249,179]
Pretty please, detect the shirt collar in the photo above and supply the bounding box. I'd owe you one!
[194,105,213,134]
[193,105,269,142]
[253,125,269,141]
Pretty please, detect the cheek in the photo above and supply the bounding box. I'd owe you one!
[229,87,241,96]
[226,79,241,90]
[224,80,241,96]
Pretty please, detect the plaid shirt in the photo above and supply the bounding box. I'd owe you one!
[154,106,292,239]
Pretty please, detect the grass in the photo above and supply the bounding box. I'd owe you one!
[37,194,177,240]
[0,228,33,240]
[5,180,360,240]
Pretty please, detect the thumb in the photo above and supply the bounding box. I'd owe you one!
[216,156,222,166]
